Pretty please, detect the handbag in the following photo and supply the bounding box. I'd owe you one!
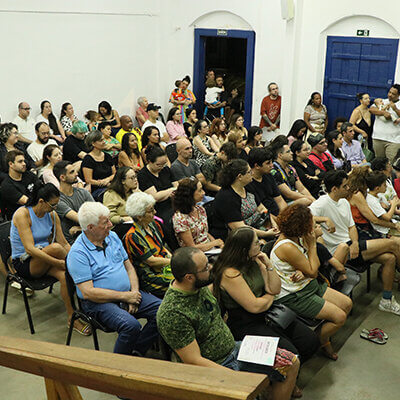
[265,303,297,329]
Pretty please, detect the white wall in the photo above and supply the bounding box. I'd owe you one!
[1,0,400,132]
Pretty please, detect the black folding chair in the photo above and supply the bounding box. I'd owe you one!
[0,221,57,334]
[165,143,178,164]
[65,264,114,350]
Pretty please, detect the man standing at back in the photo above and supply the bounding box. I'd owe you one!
[260,83,281,144]
[13,102,36,145]
[370,84,400,162]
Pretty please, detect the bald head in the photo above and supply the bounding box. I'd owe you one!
[121,115,133,131]
[18,102,31,119]
[176,138,193,161]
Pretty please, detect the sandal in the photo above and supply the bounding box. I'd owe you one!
[360,329,387,345]
[361,328,388,340]
[320,341,338,361]
[68,321,92,336]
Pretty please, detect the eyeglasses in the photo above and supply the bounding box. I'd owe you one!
[21,107,31,111]
[45,200,58,210]
[127,175,137,180]
[194,263,210,274]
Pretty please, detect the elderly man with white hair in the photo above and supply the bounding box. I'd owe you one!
[125,192,173,298]
[135,96,149,128]
[67,201,161,356]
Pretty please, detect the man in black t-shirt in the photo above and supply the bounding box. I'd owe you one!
[0,150,41,219]
[246,148,287,217]
[63,124,89,163]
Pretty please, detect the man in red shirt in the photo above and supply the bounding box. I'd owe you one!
[308,134,334,172]
[259,82,281,144]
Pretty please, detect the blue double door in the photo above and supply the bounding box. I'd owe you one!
[323,36,399,129]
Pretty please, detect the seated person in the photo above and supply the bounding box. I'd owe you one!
[157,247,300,400]
[135,96,149,128]
[212,227,319,370]
[0,123,35,183]
[290,140,323,199]
[81,130,116,200]
[307,134,334,173]
[192,119,219,167]
[54,161,94,245]
[166,107,186,144]
[125,192,173,298]
[201,141,237,194]
[63,121,89,165]
[365,171,400,237]
[118,133,144,171]
[103,167,139,238]
[227,131,248,161]
[170,138,206,183]
[172,177,224,250]
[270,144,315,205]
[212,159,278,241]
[140,126,164,164]
[393,157,400,197]
[115,115,142,151]
[137,146,177,222]
[68,202,161,355]
[271,203,353,360]
[27,122,58,174]
[41,144,63,184]
[246,147,287,219]
[11,183,89,334]
[99,121,121,159]
[142,103,169,144]
[340,122,367,167]
[98,100,121,135]
[311,170,400,316]
[326,130,348,170]
[371,157,397,209]
[244,126,263,153]
[0,150,41,220]
[12,102,36,144]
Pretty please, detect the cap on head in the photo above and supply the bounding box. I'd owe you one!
[307,133,325,147]
[147,103,161,112]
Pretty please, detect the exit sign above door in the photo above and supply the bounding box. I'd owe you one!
[357,29,370,37]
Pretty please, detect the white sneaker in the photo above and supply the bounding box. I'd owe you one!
[10,281,34,297]
[379,296,400,316]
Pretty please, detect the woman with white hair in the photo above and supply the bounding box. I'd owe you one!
[135,96,149,128]
[124,192,173,298]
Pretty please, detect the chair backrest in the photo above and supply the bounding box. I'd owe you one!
[0,221,12,271]
[64,262,78,311]
[165,143,178,163]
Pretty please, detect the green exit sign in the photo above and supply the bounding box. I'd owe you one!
[357,29,370,36]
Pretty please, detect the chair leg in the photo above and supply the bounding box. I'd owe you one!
[48,284,53,294]
[366,265,371,293]
[21,287,35,334]
[92,328,100,351]
[2,277,10,314]
[66,313,78,346]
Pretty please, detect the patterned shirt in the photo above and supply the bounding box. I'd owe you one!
[172,205,209,247]
[125,220,173,298]
[157,285,236,364]
[201,155,223,185]
[60,115,77,133]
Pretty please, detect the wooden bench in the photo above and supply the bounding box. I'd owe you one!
[0,336,269,400]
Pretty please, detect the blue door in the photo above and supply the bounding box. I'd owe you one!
[323,36,399,129]
[193,29,255,128]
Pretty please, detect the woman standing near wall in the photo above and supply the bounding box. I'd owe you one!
[349,93,373,150]
[169,75,196,123]
[304,92,328,137]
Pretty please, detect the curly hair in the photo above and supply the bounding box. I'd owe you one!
[276,204,313,238]
[347,166,371,196]
[172,177,198,214]
[0,123,18,144]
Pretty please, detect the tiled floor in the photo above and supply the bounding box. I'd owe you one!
[0,264,399,399]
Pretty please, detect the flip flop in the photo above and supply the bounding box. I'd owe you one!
[362,328,388,340]
[360,330,386,345]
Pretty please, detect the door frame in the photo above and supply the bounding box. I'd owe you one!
[193,28,256,128]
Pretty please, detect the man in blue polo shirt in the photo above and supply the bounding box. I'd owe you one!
[67,202,161,356]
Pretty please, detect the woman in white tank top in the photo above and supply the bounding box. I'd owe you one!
[270,203,353,360]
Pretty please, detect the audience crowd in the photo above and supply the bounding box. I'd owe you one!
[3,78,400,400]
